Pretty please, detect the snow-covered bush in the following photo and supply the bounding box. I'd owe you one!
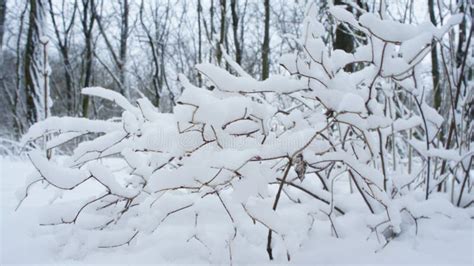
[19,4,470,262]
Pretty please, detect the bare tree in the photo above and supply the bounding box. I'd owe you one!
[118,0,129,94]
[93,0,130,99]
[435,0,472,194]
[24,0,47,125]
[428,0,440,109]
[197,0,203,86]
[48,0,77,115]
[209,0,215,62]
[79,0,95,117]
[0,0,6,51]
[261,0,270,80]
[139,0,172,108]
[230,0,241,65]
[216,0,227,66]
[12,2,29,135]
[454,0,467,67]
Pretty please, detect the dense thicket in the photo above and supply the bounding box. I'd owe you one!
[12,0,473,262]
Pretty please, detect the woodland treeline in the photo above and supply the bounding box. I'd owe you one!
[0,0,472,149]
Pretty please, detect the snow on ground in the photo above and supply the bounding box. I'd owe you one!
[1,156,473,265]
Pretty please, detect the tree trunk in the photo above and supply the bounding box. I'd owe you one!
[24,0,45,125]
[81,0,95,117]
[230,0,241,65]
[208,0,215,63]
[197,0,203,86]
[216,0,226,66]
[428,0,440,110]
[119,0,129,98]
[0,0,6,51]
[455,0,466,67]
[12,2,28,136]
[261,0,270,80]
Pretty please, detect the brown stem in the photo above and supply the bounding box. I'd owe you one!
[267,158,292,261]
[277,178,345,215]
[377,129,388,191]
[456,157,472,207]
[349,170,374,214]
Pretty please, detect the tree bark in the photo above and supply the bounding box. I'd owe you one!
[0,0,6,51]
[118,0,129,96]
[428,0,440,110]
[24,0,45,125]
[455,0,466,67]
[81,0,95,117]
[209,0,215,63]
[216,0,226,66]
[197,0,203,86]
[230,0,241,65]
[261,0,270,80]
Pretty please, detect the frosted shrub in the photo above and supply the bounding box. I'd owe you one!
[19,4,470,262]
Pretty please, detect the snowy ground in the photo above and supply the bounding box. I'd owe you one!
[1,156,473,265]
